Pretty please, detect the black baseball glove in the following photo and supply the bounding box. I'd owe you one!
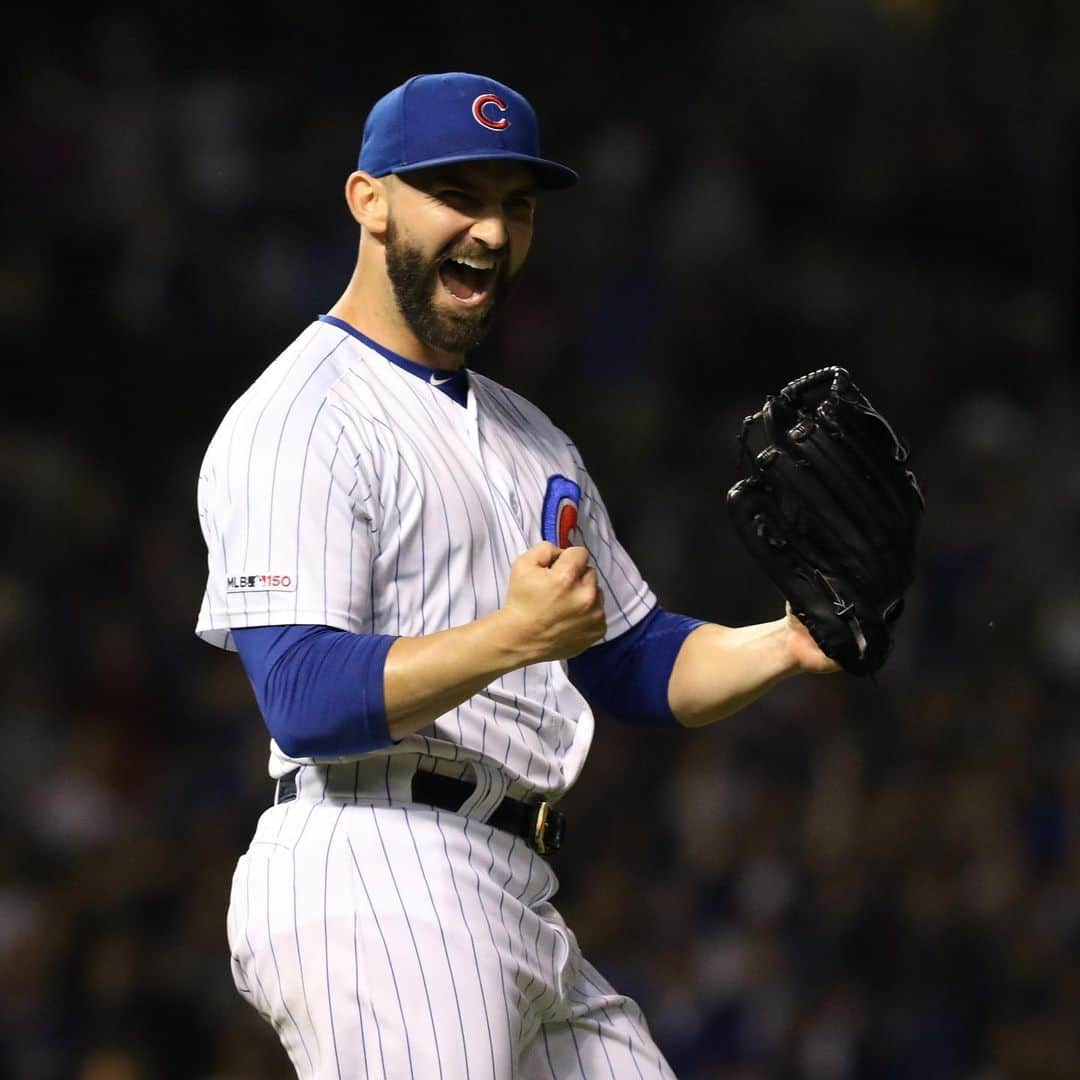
[726,367,924,675]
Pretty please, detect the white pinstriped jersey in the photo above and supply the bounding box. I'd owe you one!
[196,318,656,799]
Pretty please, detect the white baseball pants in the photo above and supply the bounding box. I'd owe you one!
[227,777,676,1079]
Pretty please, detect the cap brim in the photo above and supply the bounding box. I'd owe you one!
[389,152,578,191]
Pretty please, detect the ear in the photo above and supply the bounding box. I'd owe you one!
[345,171,389,236]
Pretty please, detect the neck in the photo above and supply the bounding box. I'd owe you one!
[328,257,463,373]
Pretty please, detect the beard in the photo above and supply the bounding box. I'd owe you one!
[384,218,514,355]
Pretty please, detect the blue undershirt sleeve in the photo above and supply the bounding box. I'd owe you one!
[567,605,706,728]
[232,624,398,759]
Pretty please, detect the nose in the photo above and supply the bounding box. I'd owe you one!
[468,207,509,252]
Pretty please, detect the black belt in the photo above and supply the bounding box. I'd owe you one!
[274,769,566,856]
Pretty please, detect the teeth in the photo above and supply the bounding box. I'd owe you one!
[452,256,495,271]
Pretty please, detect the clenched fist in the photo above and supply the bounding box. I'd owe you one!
[498,542,606,664]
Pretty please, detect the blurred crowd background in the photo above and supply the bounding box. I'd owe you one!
[3,1,1079,1077]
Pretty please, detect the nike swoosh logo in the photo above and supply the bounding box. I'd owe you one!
[430,373,454,386]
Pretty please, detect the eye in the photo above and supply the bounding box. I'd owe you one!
[434,188,476,210]
[505,195,536,220]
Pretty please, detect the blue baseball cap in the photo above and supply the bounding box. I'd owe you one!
[358,72,578,191]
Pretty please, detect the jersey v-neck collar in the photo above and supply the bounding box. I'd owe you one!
[318,314,469,407]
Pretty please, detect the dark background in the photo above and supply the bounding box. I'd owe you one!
[3,1,1079,1077]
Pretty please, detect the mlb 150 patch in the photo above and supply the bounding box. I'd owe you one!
[226,573,296,593]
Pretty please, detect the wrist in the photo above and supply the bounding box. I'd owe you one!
[484,607,541,671]
[727,617,804,686]
[775,616,806,677]
[780,605,843,675]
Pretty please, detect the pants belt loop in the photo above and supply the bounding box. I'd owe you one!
[457,763,509,821]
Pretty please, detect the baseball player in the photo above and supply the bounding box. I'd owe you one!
[195,72,837,1079]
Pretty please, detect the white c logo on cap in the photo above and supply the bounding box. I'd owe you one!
[472,94,510,131]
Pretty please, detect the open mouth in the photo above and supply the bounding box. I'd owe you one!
[437,255,497,307]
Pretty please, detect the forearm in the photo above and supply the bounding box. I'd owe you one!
[234,613,541,759]
[385,542,606,739]
[384,610,534,739]
[233,542,604,756]
[667,619,801,728]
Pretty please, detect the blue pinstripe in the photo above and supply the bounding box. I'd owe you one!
[240,331,325,621]
[359,412,430,637]
[590,1017,620,1080]
[347,415,392,631]
[242,856,275,1028]
[265,835,315,1073]
[228,321,318,512]
[581,1002,645,1080]
[395,377,491,622]
[517,898,550,1017]
[398,390,509,756]
[533,665,557,790]
[322,806,347,1078]
[359,375,491,747]
[474,384,570,781]
[576,528,634,627]
[484,383,644,635]
[402,808,474,1078]
[470,429,534,770]
[265,347,346,618]
[436,812,503,1077]
[344,475,361,628]
[475,429,521,575]
[488,831,532,1044]
[346,834,416,1080]
[577,486,650,601]
[480,385,566,518]
[543,926,562,1021]
[580,494,651,615]
[506,693,535,781]
[369,808,446,1080]
[563,987,622,1080]
[320,423,349,625]
[541,1024,560,1078]
[388,367,590,772]
[216,528,228,633]
[350,417,388,635]
[283,396,330,621]
[577,967,654,1079]
[566,1019,590,1078]
[290,802,323,1062]
[351,911,378,1079]
[462,820,517,1066]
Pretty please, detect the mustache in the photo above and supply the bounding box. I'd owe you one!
[438,242,506,268]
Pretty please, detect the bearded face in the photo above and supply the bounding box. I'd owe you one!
[384,217,516,355]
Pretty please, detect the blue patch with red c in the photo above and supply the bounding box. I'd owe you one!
[541,475,582,549]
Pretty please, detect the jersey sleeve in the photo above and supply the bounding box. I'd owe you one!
[195,386,380,651]
[570,445,658,641]
[568,605,705,727]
